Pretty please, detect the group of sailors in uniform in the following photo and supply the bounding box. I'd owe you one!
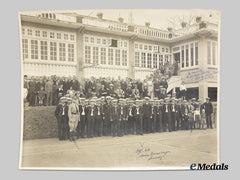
[55,92,213,141]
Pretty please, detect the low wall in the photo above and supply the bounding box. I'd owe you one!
[23,106,58,140]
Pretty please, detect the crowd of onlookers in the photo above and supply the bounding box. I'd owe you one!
[23,70,173,107]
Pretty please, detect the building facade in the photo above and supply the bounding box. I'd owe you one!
[20,12,219,101]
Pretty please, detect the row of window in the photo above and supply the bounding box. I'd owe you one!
[84,36,128,48]
[207,41,218,66]
[22,39,75,62]
[22,28,75,41]
[82,18,128,32]
[134,43,169,53]
[135,52,170,69]
[180,42,198,68]
[84,46,127,66]
[135,27,169,39]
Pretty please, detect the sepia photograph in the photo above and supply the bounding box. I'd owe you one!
[19,9,221,170]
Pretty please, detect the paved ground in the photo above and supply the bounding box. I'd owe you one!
[20,129,218,170]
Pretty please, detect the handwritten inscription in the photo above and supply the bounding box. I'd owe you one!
[168,69,219,85]
[136,143,170,161]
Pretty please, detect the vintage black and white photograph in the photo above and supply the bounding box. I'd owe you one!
[19,9,220,170]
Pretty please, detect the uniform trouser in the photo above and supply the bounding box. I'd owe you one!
[96,116,103,136]
[136,115,143,135]
[167,113,172,132]
[87,116,94,137]
[69,117,79,133]
[171,112,176,131]
[164,113,171,132]
[123,120,128,135]
[78,115,86,138]
[60,116,69,140]
[176,114,181,130]
[46,92,52,106]
[116,120,122,136]
[156,114,163,132]
[183,115,189,130]
[206,114,212,128]
[57,116,63,139]
[110,121,115,136]
[147,117,153,133]
[103,120,111,136]
[128,116,134,134]
[189,116,194,130]
[153,115,157,132]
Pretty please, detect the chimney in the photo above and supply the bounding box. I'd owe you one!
[181,22,187,28]
[196,16,202,23]
[145,22,150,27]
[97,12,103,19]
[118,17,124,23]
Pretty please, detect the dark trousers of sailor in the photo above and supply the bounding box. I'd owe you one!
[136,115,143,135]
[87,116,94,138]
[171,112,176,131]
[183,115,189,130]
[128,116,134,134]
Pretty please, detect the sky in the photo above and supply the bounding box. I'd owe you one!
[22,9,221,30]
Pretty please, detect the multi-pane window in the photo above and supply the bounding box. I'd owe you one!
[166,48,168,53]
[22,39,28,59]
[153,54,158,68]
[93,47,99,64]
[35,30,40,37]
[191,43,194,66]
[135,52,140,67]
[100,48,106,64]
[162,48,165,52]
[195,43,198,65]
[97,38,101,44]
[149,46,152,51]
[50,42,57,61]
[85,46,91,63]
[40,41,48,60]
[64,34,68,40]
[70,35,75,41]
[42,31,47,38]
[186,45,189,67]
[115,49,120,65]
[207,41,211,65]
[31,40,38,59]
[141,52,146,68]
[147,53,152,68]
[90,37,94,43]
[102,39,106,45]
[28,29,32,36]
[84,36,89,43]
[181,46,184,68]
[212,42,216,65]
[57,33,61,39]
[108,49,114,65]
[159,55,163,66]
[59,43,66,61]
[22,28,25,35]
[144,45,148,50]
[124,41,127,48]
[122,50,127,66]
[50,32,55,38]
[68,44,74,62]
